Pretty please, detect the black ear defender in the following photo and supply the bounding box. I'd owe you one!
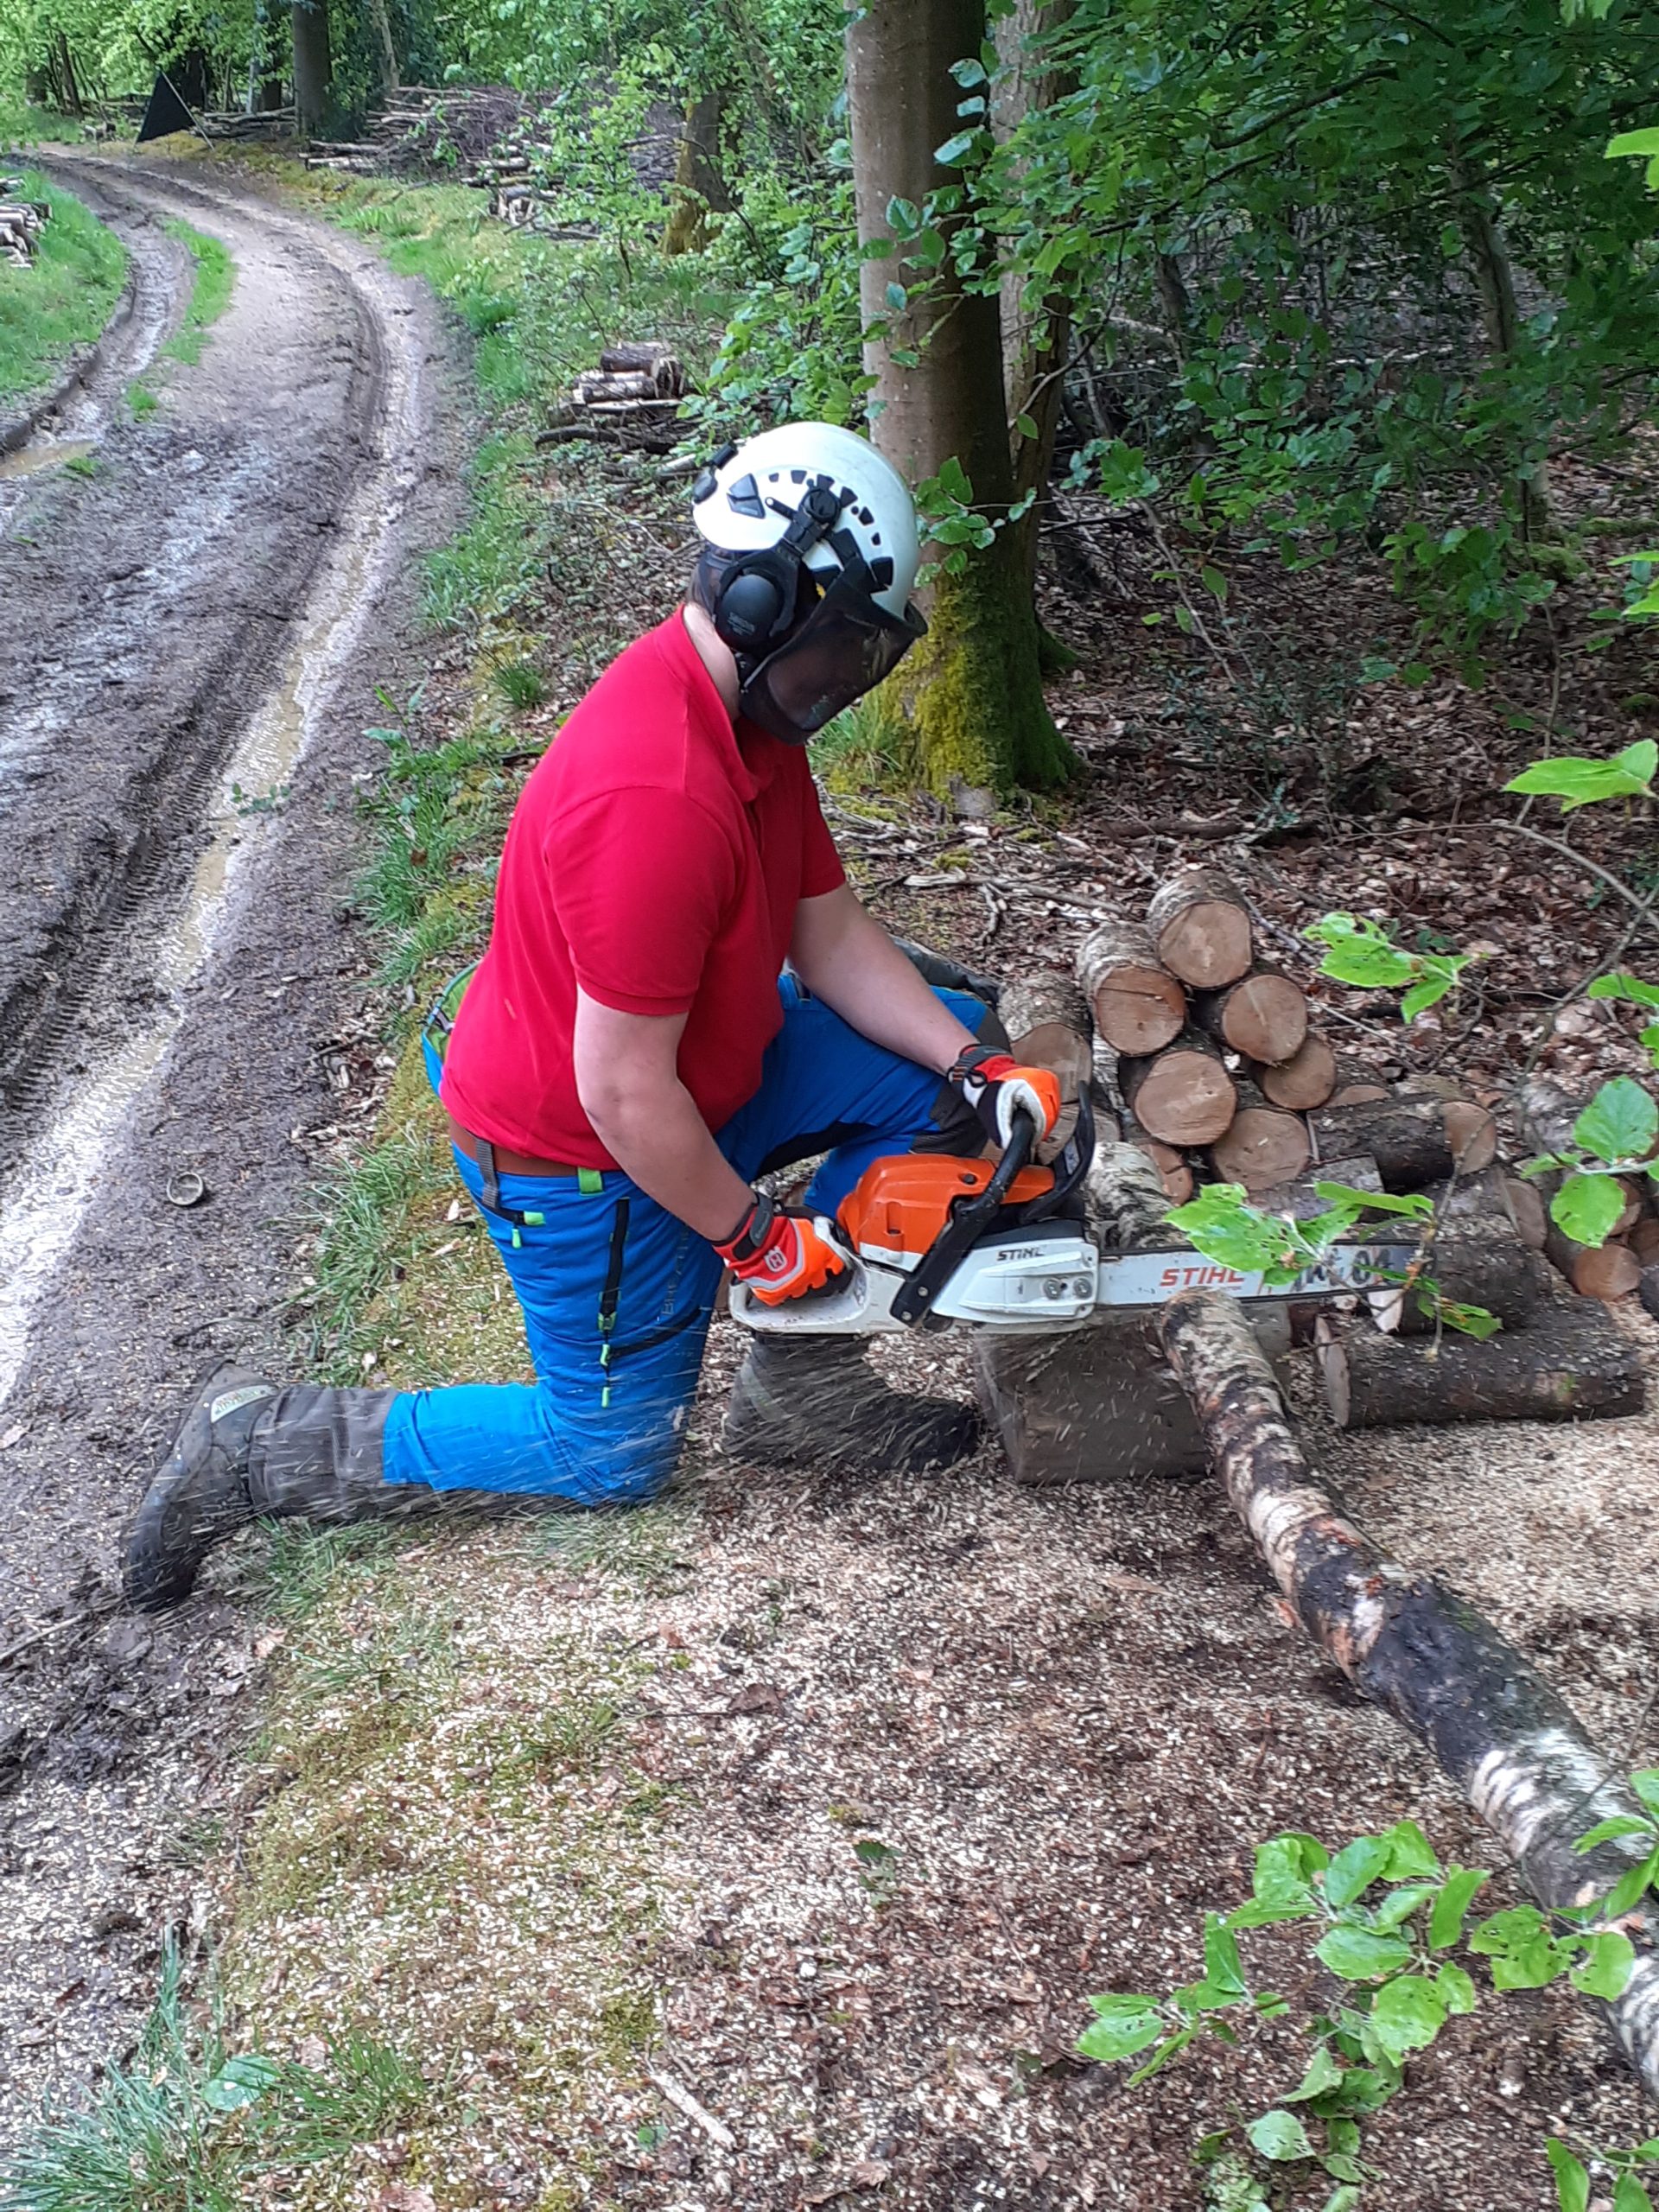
[705,480,850,662]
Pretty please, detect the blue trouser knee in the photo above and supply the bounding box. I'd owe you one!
[379,976,988,1504]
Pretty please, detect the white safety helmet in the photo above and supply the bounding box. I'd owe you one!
[690,422,927,742]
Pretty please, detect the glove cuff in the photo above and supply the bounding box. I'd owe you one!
[715,1190,775,1266]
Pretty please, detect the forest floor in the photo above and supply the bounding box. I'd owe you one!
[1,143,1657,2212]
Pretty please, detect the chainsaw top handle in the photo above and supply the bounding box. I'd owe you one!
[889,1084,1095,1329]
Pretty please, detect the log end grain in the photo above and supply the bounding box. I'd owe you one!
[1209,1105,1313,1193]
[1146,868,1254,990]
[1255,1031,1338,1112]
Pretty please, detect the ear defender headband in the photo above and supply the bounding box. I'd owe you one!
[692,473,853,667]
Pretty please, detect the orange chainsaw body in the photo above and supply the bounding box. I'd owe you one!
[837,1151,1056,1262]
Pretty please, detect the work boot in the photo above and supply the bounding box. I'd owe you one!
[124,1364,281,1611]
[125,1379,505,1611]
[723,1333,980,1476]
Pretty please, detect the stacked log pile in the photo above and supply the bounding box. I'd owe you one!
[199,106,296,143]
[0,184,48,270]
[304,87,545,181]
[971,874,1649,1475]
[1522,1076,1659,1306]
[539,341,689,454]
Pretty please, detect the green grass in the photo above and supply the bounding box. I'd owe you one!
[290,1127,451,1382]
[161,218,235,365]
[0,99,85,146]
[0,171,127,404]
[0,1940,427,2212]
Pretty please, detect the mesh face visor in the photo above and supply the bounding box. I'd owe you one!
[737,560,927,742]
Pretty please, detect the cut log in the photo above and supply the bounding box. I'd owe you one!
[1160,1288,1659,2099]
[1505,1175,1548,1252]
[1254,1031,1338,1112]
[572,369,665,404]
[1546,1223,1642,1301]
[599,343,684,397]
[1122,1119,1195,1205]
[1192,967,1308,1065]
[1630,1214,1659,1267]
[1318,1288,1643,1425]
[1308,1095,1497,1189]
[1611,1178,1647,1238]
[1327,1082,1390,1109]
[1084,1135,1178,1252]
[1208,1087,1312,1193]
[1120,1029,1237,1148]
[1643,1262,1659,1325]
[1253,1154,1382,1219]
[1076,920,1186,1055]
[1522,1077,1659,1167]
[1395,1072,1465,1101]
[1381,1220,1551,1336]
[1145,867,1254,990]
[1001,969,1092,1152]
[975,1321,1209,1484]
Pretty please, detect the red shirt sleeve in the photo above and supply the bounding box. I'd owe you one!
[548,787,741,1016]
[800,768,846,899]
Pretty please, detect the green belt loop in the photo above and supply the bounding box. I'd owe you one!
[522,1211,545,1226]
[578,1167,603,1196]
[511,1224,522,1249]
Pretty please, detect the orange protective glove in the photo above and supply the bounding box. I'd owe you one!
[947,1046,1063,1148]
[715,1192,849,1307]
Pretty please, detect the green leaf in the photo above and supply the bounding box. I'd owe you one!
[1609,128,1659,159]
[1201,563,1229,602]
[1077,1995,1165,2064]
[1321,2191,1363,2212]
[1305,913,1417,989]
[1204,1914,1249,1999]
[1575,1077,1659,1164]
[1613,2176,1655,2212]
[1247,2109,1315,2162]
[1437,1961,1478,2015]
[1285,2045,1345,2102]
[1632,1771,1659,1815]
[1470,1905,1570,1988]
[884,280,907,312]
[1373,1882,1440,1932]
[1368,1974,1447,2057]
[1401,972,1454,1020]
[934,130,980,166]
[1315,1925,1414,1980]
[1587,972,1659,1010]
[1551,1172,1629,1248]
[949,55,988,86]
[1314,1184,1433,1218]
[1015,411,1039,439]
[1505,741,1656,810]
[885,195,921,238]
[1381,1820,1441,1879]
[1548,2140,1592,2212]
[1573,1929,1637,1999]
[1574,1815,1656,1853]
[201,2051,283,2112]
[1324,1835,1394,1910]
[1429,1866,1489,1948]
[1605,1851,1659,1918]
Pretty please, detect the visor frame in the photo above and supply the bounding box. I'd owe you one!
[735,555,928,745]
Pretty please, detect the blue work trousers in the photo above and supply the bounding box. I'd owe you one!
[380,977,985,1503]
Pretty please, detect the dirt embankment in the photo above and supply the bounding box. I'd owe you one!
[0,156,464,2144]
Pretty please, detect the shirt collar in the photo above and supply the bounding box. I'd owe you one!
[664,610,785,802]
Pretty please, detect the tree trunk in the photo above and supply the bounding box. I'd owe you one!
[1448,135,1548,536]
[290,0,332,135]
[994,0,1073,601]
[365,0,399,94]
[846,0,1072,796]
[1161,1290,1659,2099]
[54,32,84,116]
[663,91,728,254]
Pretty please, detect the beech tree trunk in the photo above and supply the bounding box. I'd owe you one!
[663,91,728,253]
[1161,1290,1659,2098]
[1192,967,1308,1065]
[290,0,331,133]
[1319,1294,1641,1426]
[1120,1028,1237,1147]
[1208,1087,1312,1193]
[365,0,399,94]
[847,0,1072,796]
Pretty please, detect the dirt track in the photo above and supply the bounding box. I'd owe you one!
[0,156,461,2142]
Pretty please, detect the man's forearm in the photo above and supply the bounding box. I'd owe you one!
[584,1082,754,1243]
[791,892,980,1072]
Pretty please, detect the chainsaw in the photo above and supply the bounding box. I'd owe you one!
[731,1088,1418,1338]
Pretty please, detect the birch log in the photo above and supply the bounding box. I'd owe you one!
[1077,921,1187,1055]
[1160,1289,1659,2100]
[1146,868,1254,989]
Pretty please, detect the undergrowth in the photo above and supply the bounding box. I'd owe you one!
[0,1940,427,2212]
[0,170,126,404]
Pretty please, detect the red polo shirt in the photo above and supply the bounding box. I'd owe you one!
[440,611,845,1167]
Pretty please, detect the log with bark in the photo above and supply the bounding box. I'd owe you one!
[1161,1289,1659,2097]
[1076,919,1186,1055]
[1145,867,1255,989]
[1208,1084,1313,1194]
[599,342,686,395]
[1001,969,1092,1149]
[1253,1031,1339,1112]
[1193,967,1308,1066]
[1308,1094,1497,1189]
[1122,1121,1195,1205]
[1317,1286,1643,1425]
[1120,1028,1237,1148]
[1643,1262,1659,1325]
[1253,1154,1382,1219]
[1376,1219,1551,1337]
[1504,1175,1549,1252]
[1545,1220,1643,1301]
[1630,1216,1659,1268]
[1084,1133,1179,1251]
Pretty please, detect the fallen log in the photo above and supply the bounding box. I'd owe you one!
[1254,1031,1338,1112]
[1317,1287,1643,1424]
[1120,1028,1237,1148]
[1077,919,1187,1055]
[1253,1154,1382,1218]
[1208,1087,1312,1193]
[1308,1094,1497,1188]
[1377,1219,1551,1336]
[1160,1288,1659,2099]
[1122,1121,1195,1205]
[1193,967,1308,1065]
[1084,1132,1179,1251]
[1504,1175,1549,1252]
[1002,969,1092,1149]
[1146,867,1254,990]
